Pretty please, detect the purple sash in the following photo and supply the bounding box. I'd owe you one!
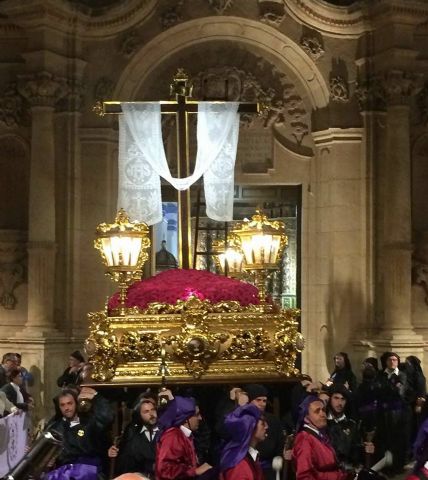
[45,463,98,480]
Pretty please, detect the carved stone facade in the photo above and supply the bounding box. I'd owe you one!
[0,0,427,414]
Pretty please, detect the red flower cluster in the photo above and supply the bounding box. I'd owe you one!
[108,269,260,310]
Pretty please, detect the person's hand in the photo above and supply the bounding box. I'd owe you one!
[283,448,293,461]
[79,387,97,400]
[229,387,241,401]
[195,463,212,475]
[108,445,119,458]
[324,379,333,387]
[364,442,375,454]
[237,391,249,406]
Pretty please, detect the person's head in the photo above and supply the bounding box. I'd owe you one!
[318,391,330,405]
[15,353,22,366]
[2,353,18,370]
[333,352,351,370]
[139,399,157,426]
[58,389,78,419]
[158,396,199,433]
[245,384,269,412]
[220,403,265,472]
[9,368,23,385]
[384,352,400,371]
[329,388,348,416]
[251,416,268,446]
[297,395,327,431]
[184,405,202,432]
[306,399,327,429]
[69,350,84,368]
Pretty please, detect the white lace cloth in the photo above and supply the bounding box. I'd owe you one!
[118,102,239,225]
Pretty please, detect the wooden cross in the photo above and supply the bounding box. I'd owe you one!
[98,69,259,269]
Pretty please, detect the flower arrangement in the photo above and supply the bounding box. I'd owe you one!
[108,268,261,311]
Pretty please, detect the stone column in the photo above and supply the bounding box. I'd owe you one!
[381,71,422,335]
[18,72,68,334]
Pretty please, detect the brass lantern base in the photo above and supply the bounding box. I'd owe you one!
[85,296,303,385]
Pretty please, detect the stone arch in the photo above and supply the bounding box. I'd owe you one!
[0,134,30,230]
[114,16,329,111]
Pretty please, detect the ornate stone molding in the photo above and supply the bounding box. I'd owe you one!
[413,263,428,305]
[119,30,142,57]
[330,75,349,103]
[418,83,428,126]
[258,0,286,27]
[160,0,184,30]
[190,64,309,144]
[17,72,69,108]
[0,0,158,39]
[382,70,424,106]
[355,76,386,112]
[0,83,26,127]
[94,77,115,104]
[57,80,85,112]
[0,231,27,311]
[208,0,234,15]
[301,35,325,61]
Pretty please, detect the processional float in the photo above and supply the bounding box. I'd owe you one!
[86,70,304,385]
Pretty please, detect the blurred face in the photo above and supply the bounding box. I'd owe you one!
[69,356,80,368]
[5,356,18,370]
[12,372,23,386]
[330,393,346,415]
[140,401,157,426]
[386,356,399,370]
[251,418,268,445]
[334,355,345,369]
[305,400,327,430]
[251,396,267,412]
[186,406,202,432]
[59,394,77,419]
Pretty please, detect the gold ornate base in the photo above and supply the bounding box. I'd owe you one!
[85,296,303,384]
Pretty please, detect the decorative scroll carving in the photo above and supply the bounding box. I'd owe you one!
[208,0,233,14]
[330,76,349,103]
[191,65,309,143]
[57,81,85,112]
[382,70,424,106]
[259,0,286,27]
[94,77,115,103]
[417,83,428,126]
[413,264,428,305]
[160,0,184,29]
[119,30,142,57]
[301,36,325,61]
[0,236,27,310]
[355,77,386,111]
[17,72,69,107]
[0,83,25,127]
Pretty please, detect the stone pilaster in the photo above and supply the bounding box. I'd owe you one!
[354,70,425,360]
[17,72,68,334]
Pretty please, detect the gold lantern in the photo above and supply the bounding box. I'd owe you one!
[232,209,287,301]
[94,209,151,315]
[213,234,245,277]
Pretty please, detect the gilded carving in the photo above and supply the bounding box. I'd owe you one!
[17,72,69,107]
[86,296,302,383]
[221,329,270,359]
[301,36,325,61]
[330,76,349,103]
[0,261,25,310]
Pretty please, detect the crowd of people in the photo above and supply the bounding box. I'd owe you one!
[1,349,428,480]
